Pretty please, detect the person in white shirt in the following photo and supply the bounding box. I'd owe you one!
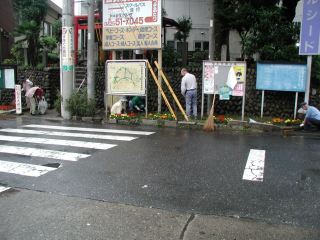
[181,68,197,119]
[110,98,127,115]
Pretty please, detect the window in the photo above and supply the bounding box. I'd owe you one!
[194,41,202,51]
[203,41,209,51]
[43,22,52,36]
[166,41,175,49]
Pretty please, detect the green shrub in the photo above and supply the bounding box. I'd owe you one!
[66,88,96,117]
[54,91,62,115]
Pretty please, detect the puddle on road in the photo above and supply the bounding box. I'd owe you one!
[42,163,61,168]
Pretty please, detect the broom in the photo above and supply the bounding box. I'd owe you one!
[203,93,216,131]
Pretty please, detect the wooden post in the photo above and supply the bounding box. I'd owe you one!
[157,50,162,113]
[147,61,177,120]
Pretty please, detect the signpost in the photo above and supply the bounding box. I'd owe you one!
[103,0,162,114]
[15,85,22,115]
[299,0,320,103]
[61,0,74,120]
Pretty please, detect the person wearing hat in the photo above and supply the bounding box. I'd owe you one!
[110,97,127,115]
[300,102,320,130]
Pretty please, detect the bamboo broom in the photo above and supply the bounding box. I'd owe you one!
[203,93,216,131]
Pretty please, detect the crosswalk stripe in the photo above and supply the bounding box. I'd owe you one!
[24,124,155,135]
[0,145,90,161]
[242,149,266,182]
[0,186,11,193]
[0,135,117,150]
[0,129,137,141]
[0,160,57,177]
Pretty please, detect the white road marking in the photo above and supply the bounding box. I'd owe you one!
[0,160,57,177]
[0,135,117,150]
[0,145,89,161]
[243,149,266,182]
[0,186,11,193]
[24,124,155,136]
[0,129,137,141]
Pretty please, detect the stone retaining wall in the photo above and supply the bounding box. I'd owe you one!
[0,68,60,108]
[3,64,317,118]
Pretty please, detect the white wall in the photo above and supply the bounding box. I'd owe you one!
[163,0,211,51]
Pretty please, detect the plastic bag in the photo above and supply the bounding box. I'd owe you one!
[38,96,48,115]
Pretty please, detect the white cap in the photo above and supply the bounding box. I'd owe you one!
[26,79,33,86]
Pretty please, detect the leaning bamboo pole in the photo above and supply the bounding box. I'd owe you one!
[154,61,188,121]
[146,61,177,120]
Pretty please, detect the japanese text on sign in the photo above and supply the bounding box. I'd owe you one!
[61,27,74,71]
[299,0,320,55]
[103,0,161,50]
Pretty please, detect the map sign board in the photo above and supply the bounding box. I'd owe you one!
[103,0,161,50]
[299,0,320,55]
[256,63,307,92]
[106,60,147,95]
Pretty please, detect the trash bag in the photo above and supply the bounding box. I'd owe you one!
[38,96,48,115]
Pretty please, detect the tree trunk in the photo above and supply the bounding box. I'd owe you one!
[181,42,188,66]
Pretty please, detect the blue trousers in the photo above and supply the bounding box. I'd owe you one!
[185,89,197,117]
[305,117,320,130]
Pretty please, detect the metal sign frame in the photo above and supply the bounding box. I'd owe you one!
[105,60,148,116]
[0,65,17,89]
[201,61,247,121]
[256,62,308,119]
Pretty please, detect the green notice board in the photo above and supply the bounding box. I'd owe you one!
[0,66,16,89]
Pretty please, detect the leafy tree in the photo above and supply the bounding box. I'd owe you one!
[174,16,192,66]
[52,19,62,43]
[215,0,300,61]
[242,6,300,61]
[174,16,192,42]
[13,0,48,66]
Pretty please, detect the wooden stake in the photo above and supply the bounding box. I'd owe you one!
[146,61,177,120]
[154,61,188,121]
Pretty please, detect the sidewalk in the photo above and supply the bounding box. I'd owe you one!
[0,189,319,240]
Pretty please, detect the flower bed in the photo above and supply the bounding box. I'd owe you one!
[146,113,175,121]
[110,113,140,125]
[269,118,302,126]
[0,105,15,111]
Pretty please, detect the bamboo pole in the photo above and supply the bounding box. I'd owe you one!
[146,61,177,120]
[154,61,188,121]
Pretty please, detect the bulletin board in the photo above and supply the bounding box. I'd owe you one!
[256,62,307,119]
[201,61,247,120]
[256,63,307,92]
[0,65,16,89]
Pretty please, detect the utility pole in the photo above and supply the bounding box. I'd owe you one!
[87,0,95,100]
[207,0,215,114]
[208,0,215,61]
[61,0,74,119]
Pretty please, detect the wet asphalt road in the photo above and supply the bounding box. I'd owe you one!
[0,118,320,230]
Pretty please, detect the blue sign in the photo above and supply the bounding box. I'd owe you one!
[256,63,307,92]
[299,0,320,55]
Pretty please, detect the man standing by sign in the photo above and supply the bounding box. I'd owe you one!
[181,68,197,119]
